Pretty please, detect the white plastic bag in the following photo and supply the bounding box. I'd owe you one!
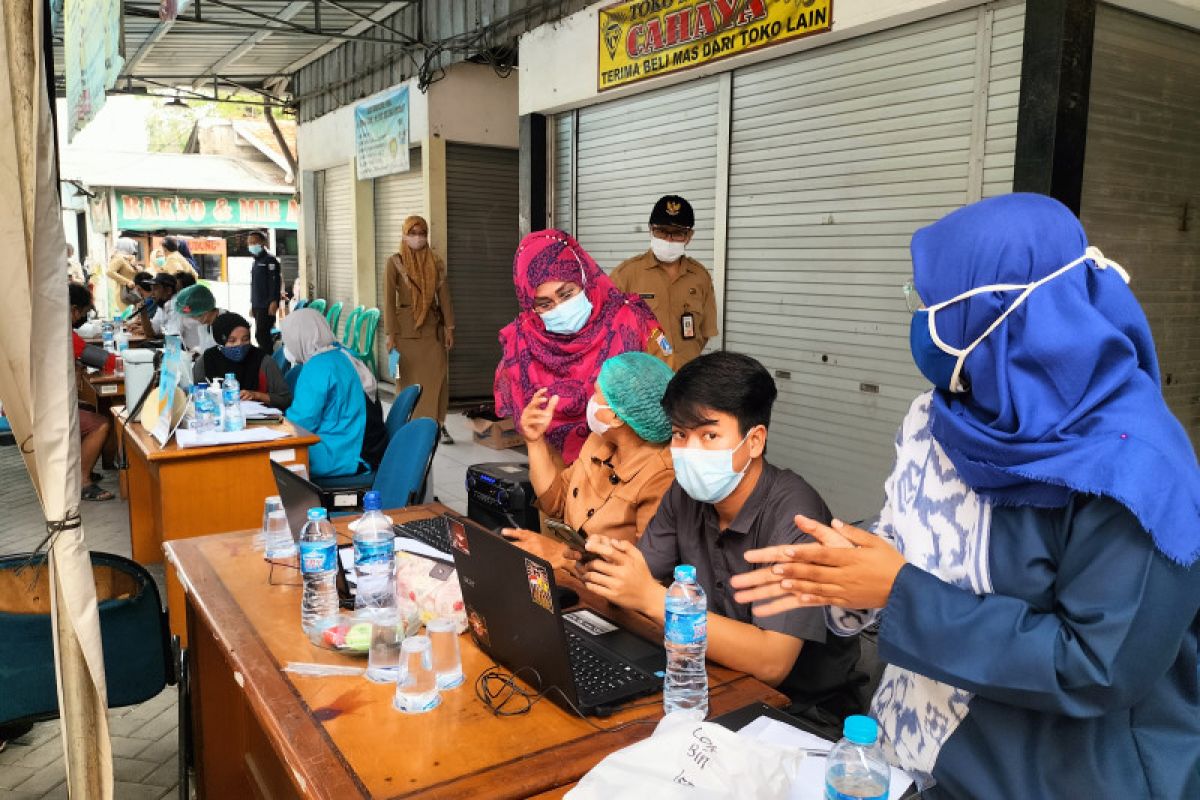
[567,713,805,799]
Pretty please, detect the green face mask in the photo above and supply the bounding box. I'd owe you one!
[154,257,166,267]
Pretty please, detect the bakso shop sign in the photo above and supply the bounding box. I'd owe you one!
[598,0,833,90]
[115,191,300,230]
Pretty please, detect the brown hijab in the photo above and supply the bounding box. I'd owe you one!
[396,215,440,329]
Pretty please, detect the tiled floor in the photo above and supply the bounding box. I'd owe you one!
[0,401,527,799]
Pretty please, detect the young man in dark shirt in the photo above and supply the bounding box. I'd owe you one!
[581,351,864,724]
[248,230,282,354]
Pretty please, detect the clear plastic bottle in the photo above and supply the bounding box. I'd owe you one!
[114,325,129,354]
[101,321,115,352]
[262,495,296,560]
[221,372,245,432]
[353,491,395,614]
[825,716,890,800]
[663,564,708,718]
[299,507,339,642]
[191,383,218,434]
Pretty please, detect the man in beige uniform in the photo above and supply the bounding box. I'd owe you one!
[610,195,718,370]
[162,236,199,279]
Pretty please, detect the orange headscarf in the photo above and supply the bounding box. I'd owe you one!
[397,215,440,329]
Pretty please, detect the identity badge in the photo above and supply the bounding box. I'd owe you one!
[680,312,696,340]
[524,559,554,613]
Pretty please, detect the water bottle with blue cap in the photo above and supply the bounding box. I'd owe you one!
[825,715,890,800]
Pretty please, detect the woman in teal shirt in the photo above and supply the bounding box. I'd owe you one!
[280,309,380,479]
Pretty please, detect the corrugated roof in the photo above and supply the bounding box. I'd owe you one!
[60,150,295,194]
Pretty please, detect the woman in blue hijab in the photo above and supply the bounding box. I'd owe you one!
[732,194,1200,798]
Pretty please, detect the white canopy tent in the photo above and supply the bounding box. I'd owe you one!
[0,1,113,797]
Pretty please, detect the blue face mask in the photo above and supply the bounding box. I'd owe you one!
[248,244,263,256]
[221,344,251,363]
[539,291,592,335]
[670,432,752,504]
[909,311,959,392]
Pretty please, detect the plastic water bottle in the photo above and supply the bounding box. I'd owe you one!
[101,322,115,352]
[191,383,219,434]
[221,373,245,432]
[663,564,708,718]
[825,716,890,800]
[299,507,339,642]
[352,491,395,614]
[114,325,129,354]
[262,496,296,560]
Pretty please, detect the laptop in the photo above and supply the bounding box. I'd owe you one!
[451,520,665,716]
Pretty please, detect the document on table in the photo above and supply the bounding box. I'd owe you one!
[175,427,289,448]
[241,399,283,421]
[737,717,915,800]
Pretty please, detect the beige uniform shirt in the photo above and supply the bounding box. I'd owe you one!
[164,251,198,279]
[610,251,718,370]
[383,254,456,339]
[535,434,675,545]
[106,253,137,310]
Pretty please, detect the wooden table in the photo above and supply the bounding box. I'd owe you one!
[81,332,152,348]
[79,369,124,468]
[113,406,319,639]
[165,506,789,799]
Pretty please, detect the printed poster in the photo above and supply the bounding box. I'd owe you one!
[65,0,124,141]
[355,87,410,180]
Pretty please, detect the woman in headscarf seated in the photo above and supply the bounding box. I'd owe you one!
[494,230,666,466]
[279,309,387,480]
[193,312,292,410]
[502,351,676,568]
[731,194,1200,799]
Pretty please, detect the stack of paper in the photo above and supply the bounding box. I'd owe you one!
[241,399,283,421]
[175,427,289,448]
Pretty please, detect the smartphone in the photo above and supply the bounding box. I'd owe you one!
[544,518,598,562]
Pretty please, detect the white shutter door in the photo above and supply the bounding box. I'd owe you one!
[318,164,354,307]
[552,113,573,233]
[982,2,1024,198]
[373,148,425,372]
[725,6,1021,520]
[574,79,719,272]
[446,144,520,400]
[1081,4,1200,446]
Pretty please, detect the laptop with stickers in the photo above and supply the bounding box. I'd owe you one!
[451,519,665,716]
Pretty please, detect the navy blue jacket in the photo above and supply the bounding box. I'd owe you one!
[250,249,282,309]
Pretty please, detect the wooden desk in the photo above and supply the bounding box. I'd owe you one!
[165,507,789,799]
[113,406,319,639]
[79,370,124,469]
[81,333,152,348]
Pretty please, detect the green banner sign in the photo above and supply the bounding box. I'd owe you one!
[115,192,299,231]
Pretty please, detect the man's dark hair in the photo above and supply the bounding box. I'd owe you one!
[68,282,93,311]
[133,271,154,290]
[248,231,267,245]
[162,236,179,252]
[662,351,778,435]
[175,271,196,289]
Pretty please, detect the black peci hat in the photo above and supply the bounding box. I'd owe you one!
[649,195,694,229]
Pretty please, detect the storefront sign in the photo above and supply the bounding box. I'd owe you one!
[116,192,299,230]
[355,87,411,179]
[65,0,124,140]
[598,0,833,91]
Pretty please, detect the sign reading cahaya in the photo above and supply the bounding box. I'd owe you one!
[598,0,833,91]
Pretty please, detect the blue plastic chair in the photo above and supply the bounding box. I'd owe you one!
[385,384,422,440]
[373,418,439,509]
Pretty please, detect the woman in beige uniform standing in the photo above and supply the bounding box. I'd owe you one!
[384,215,456,444]
[106,237,140,311]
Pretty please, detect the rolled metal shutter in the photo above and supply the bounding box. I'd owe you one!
[373,149,425,371]
[445,143,520,400]
[574,79,719,272]
[552,113,573,233]
[1081,4,1200,446]
[318,164,354,307]
[724,4,1021,520]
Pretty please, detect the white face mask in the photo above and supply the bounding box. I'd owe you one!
[650,237,686,263]
[670,431,753,504]
[283,345,297,365]
[922,246,1130,393]
[586,398,614,436]
[405,234,428,251]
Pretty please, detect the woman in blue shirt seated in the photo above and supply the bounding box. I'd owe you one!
[280,309,387,479]
[732,194,1200,799]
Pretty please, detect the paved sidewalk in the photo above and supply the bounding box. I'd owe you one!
[0,405,525,799]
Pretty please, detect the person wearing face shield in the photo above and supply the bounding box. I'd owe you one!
[383,215,457,444]
[610,195,718,370]
[731,194,1200,798]
[495,230,663,465]
[502,352,676,568]
[176,284,226,357]
[579,351,865,728]
[193,312,292,410]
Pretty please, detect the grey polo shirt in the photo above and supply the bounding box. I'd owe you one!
[638,460,864,714]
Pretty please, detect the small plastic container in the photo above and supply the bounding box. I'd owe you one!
[426,617,464,690]
[393,635,440,714]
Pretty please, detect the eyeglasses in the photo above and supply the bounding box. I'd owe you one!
[902,281,926,314]
[650,225,691,243]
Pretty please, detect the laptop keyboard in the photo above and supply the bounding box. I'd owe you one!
[393,517,451,554]
[565,628,641,700]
